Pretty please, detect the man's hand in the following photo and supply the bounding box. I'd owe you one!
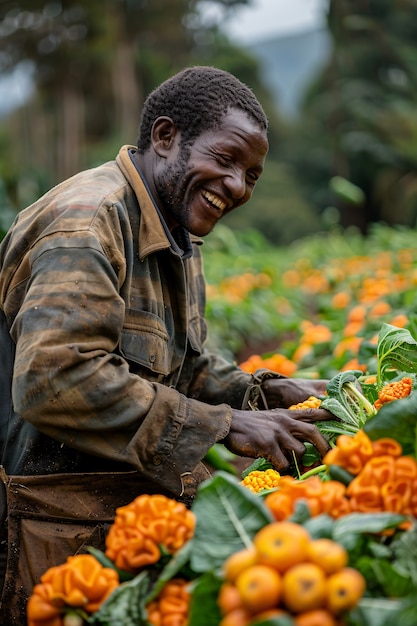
[261,377,328,409]
[222,407,332,471]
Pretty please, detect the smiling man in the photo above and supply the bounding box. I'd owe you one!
[0,66,331,621]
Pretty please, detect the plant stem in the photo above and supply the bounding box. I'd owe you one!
[299,464,327,480]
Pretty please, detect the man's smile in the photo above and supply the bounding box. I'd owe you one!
[201,189,227,212]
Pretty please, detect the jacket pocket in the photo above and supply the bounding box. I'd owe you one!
[120,309,170,376]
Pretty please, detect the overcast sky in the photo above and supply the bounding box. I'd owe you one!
[209,0,329,43]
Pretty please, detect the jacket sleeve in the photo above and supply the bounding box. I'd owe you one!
[10,230,231,495]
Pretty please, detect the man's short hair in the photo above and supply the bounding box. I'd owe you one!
[136,65,268,153]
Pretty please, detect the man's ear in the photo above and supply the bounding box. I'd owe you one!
[151,116,178,157]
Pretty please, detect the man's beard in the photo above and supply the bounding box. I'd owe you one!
[157,151,192,231]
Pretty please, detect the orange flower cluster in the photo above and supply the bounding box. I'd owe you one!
[324,430,417,525]
[27,554,119,626]
[208,272,272,304]
[239,352,297,377]
[241,469,282,493]
[264,476,351,522]
[323,429,401,475]
[105,494,196,573]
[146,578,190,626]
[259,431,417,526]
[374,377,413,410]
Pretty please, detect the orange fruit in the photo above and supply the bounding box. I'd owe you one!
[282,562,327,613]
[326,567,366,614]
[223,546,258,583]
[235,564,282,615]
[217,583,243,616]
[251,608,291,624]
[307,538,348,575]
[294,608,337,626]
[253,521,310,572]
[219,607,250,626]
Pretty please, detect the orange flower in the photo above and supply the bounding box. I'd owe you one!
[105,494,195,573]
[390,314,408,328]
[369,301,391,318]
[27,554,119,626]
[146,578,190,626]
[374,377,413,410]
[341,358,367,373]
[331,291,351,309]
[264,476,350,521]
[323,431,374,475]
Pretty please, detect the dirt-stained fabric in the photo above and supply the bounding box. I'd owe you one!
[0,468,192,625]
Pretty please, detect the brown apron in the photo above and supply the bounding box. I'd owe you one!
[0,466,206,625]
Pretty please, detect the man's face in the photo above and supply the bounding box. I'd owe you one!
[154,108,268,237]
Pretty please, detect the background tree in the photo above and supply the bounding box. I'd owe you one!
[286,0,417,232]
[1,0,288,239]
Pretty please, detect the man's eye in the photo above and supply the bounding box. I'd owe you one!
[218,154,232,166]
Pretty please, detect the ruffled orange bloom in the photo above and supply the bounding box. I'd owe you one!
[264,476,350,521]
[146,578,190,626]
[323,431,374,475]
[27,554,119,626]
[105,495,196,573]
[340,439,417,525]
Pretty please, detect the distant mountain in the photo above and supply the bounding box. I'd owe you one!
[249,27,332,117]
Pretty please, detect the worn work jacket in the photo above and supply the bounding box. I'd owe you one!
[0,145,252,498]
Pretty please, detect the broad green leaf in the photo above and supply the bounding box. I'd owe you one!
[190,472,273,573]
[377,323,417,386]
[188,571,222,626]
[333,512,407,542]
[322,370,376,429]
[363,393,417,456]
[348,597,407,626]
[88,571,150,625]
[391,522,417,585]
[370,558,415,598]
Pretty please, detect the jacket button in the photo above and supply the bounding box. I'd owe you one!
[153,455,162,465]
[149,353,156,363]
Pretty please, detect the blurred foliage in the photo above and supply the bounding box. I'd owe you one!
[284,0,417,233]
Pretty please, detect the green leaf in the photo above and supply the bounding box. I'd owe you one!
[145,541,194,604]
[190,472,273,573]
[188,571,223,626]
[321,370,376,430]
[348,597,407,626]
[363,393,417,456]
[377,323,417,386]
[88,571,150,626]
[333,512,407,541]
[241,457,275,478]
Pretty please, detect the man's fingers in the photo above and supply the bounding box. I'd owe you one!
[289,408,336,423]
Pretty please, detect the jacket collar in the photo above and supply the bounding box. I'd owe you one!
[116,145,202,261]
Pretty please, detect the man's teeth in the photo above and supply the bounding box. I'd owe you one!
[202,190,227,211]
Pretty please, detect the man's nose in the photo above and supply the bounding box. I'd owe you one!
[225,168,247,201]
